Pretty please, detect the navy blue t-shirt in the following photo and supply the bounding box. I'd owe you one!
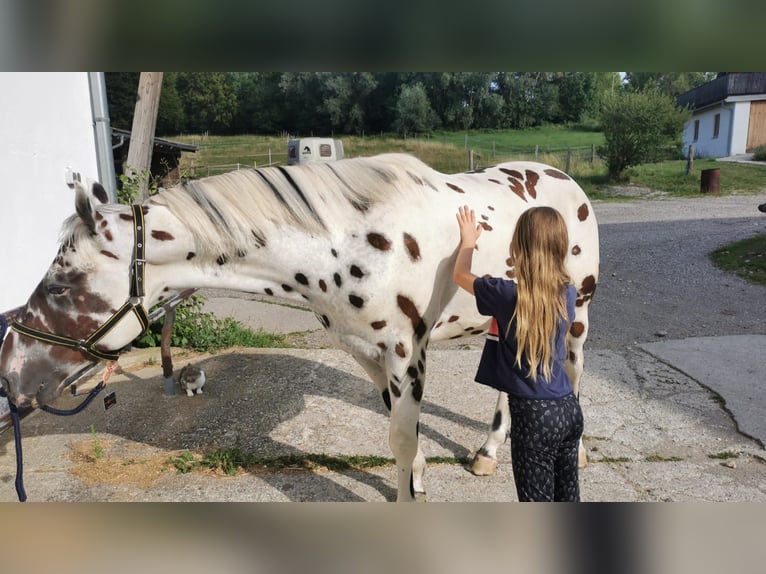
[473,277,576,400]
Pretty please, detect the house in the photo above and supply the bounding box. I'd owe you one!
[0,72,115,312]
[112,127,197,189]
[677,72,766,158]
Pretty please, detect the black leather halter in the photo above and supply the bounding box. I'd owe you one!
[10,204,150,362]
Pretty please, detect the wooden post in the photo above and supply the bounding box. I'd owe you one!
[535,144,539,159]
[161,306,176,395]
[125,72,163,201]
[468,150,474,171]
[685,144,695,175]
[591,143,596,163]
[566,147,572,173]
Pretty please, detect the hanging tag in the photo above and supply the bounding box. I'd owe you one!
[103,392,117,411]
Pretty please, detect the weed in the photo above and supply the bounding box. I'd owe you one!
[90,425,104,460]
[708,451,739,460]
[135,293,287,352]
[646,454,685,462]
[169,451,200,474]
[594,456,632,463]
[710,234,766,287]
[166,449,472,476]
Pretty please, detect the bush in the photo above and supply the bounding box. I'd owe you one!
[134,294,286,352]
[598,90,690,181]
[753,145,766,162]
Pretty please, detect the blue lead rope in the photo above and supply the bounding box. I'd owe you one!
[0,314,27,501]
[0,314,106,502]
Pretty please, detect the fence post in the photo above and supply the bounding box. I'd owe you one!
[535,144,539,159]
[469,150,474,171]
[566,148,572,173]
[492,141,496,159]
[269,149,272,165]
[685,144,694,175]
[591,144,596,163]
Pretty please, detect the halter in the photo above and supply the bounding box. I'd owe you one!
[10,204,150,363]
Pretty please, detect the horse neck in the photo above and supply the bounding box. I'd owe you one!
[143,205,329,306]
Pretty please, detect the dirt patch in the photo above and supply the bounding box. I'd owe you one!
[602,185,668,198]
[68,438,174,488]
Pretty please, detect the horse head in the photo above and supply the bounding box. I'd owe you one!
[0,181,148,407]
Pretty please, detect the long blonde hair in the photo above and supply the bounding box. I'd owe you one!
[507,206,571,381]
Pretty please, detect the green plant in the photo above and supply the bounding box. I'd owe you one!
[134,294,287,352]
[708,451,739,460]
[753,145,766,162]
[710,234,766,286]
[90,425,104,460]
[169,451,201,474]
[646,454,685,462]
[117,167,160,205]
[598,90,690,181]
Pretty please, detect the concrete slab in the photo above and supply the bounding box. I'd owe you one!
[640,335,766,448]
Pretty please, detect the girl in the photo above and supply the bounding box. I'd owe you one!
[453,205,583,502]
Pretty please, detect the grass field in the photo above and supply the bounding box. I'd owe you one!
[172,127,766,198]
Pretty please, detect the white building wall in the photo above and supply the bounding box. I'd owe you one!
[0,73,100,310]
[683,104,733,158]
[682,100,758,158]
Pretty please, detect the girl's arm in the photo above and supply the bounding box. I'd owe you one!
[453,205,483,295]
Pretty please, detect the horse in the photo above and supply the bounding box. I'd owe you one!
[0,153,599,501]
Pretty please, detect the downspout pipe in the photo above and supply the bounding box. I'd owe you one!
[88,72,118,203]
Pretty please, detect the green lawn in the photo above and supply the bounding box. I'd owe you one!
[172,128,765,198]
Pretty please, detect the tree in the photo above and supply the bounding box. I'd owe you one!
[231,72,284,134]
[156,72,185,135]
[623,72,717,98]
[598,90,691,181]
[393,82,437,137]
[105,72,139,129]
[176,72,238,134]
[319,72,378,135]
[555,72,599,123]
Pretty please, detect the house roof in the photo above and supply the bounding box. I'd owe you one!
[111,128,197,153]
[677,73,766,110]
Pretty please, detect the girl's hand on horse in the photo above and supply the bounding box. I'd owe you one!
[456,205,482,248]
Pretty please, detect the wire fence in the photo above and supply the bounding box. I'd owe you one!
[186,151,289,178]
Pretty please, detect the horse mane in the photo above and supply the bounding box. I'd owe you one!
[148,153,435,261]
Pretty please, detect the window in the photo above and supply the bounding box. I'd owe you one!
[693,119,699,141]
[319,144,333,157]
[713,113,721,138]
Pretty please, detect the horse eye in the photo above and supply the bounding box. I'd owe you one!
[47,285,68,295]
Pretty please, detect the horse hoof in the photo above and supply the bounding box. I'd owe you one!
[414,491,428,503]
[469,453,498,476]
[578,448,589,468]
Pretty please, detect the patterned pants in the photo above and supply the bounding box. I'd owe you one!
[508,393,584,502]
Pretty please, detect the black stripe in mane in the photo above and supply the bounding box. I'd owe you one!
[275,166,325,229]
[253,169,300,222]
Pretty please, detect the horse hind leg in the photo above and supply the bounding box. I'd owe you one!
[469,391,510,476]
[568,302,591,468]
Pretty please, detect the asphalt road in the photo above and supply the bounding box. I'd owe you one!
[587,194,766,350]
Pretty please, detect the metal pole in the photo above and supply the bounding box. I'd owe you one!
[88,73,118,202]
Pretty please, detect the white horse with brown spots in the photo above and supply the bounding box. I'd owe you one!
[0,153,598,501]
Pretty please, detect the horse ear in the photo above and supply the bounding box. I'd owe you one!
[92,182,109,204]
[74,181,97,233]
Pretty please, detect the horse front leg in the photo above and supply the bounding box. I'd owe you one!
[354,353,427,501]
[469,391,510,476]
[387,352,428,502]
